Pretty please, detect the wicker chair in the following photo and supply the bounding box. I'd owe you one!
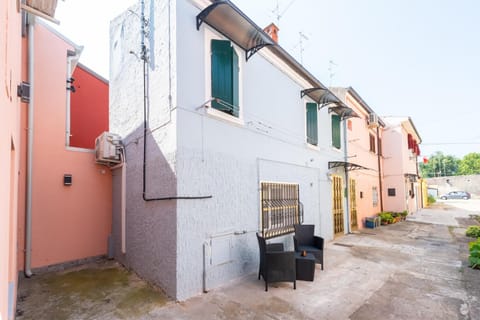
[256,233,296,291]
[293,224,324,270]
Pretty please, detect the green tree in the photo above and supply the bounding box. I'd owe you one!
[458,153,480,175]
[419,151,460,177]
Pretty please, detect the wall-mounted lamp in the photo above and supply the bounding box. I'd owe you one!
[63,174,72,186]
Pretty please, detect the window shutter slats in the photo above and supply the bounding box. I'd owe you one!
[331,114,341,149]
[306,103,318,145]
[231,48,239,117]
[211,39,233,113]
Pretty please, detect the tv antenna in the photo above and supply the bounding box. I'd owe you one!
[271,0,297,24]
[298,32,309,64]
[328,60,337,86]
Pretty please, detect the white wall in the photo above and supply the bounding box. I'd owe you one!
[110,0,179,298]
[111,0,346,301]
[174,0,343,299]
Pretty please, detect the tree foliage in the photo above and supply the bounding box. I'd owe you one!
[420,152,480,177]
[458,153,480,175]
[419,151,460,178]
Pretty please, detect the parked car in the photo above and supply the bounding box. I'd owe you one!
[439,191,471,200]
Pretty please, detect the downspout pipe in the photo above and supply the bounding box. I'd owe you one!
[25,15,35,278]
[139,0,211,201]
[343,119,350,234]
[376,126,384,212]
[110,151,127,254]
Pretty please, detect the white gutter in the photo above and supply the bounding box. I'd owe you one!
[25,15,35,278]
[65,57,72,146]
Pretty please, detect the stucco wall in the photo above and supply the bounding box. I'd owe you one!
[16,22,112,270]
[69,64,109,149]
[382,121,420,213]
[426,175,480,198]
[174,0,341,300]
[341,91,383,226]
[110,0,178,298]
[111,0,347,301]
[0,2,22,319]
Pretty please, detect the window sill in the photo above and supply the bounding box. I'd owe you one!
[306,143,319,150]
[206,106,244,126]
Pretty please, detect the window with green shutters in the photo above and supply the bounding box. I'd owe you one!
[306,103,318,145]
[331,114,341,149]
[211,39,239,117]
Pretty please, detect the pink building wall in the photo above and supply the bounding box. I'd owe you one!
[382,117,421,213]
[343,93,383,228]
[0,2,22,319]
[17,22,112,270]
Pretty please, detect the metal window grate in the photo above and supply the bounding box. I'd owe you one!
[261,182,303,239]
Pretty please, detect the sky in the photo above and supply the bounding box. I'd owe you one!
[51,0,480,159]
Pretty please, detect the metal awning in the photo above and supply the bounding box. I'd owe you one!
[328,161,371,171]
[301,87,359,119]
[328,105,359,119]
[196,0,275,60]
[404,174,418,182]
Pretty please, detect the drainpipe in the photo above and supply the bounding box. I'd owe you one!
[343,119,350,234]
[376,126,384,212]
[25,15,35,278]
[110,151,127,254]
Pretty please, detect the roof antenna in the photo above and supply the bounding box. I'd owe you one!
[298,31,309,64]
[271,0,297,25]
[328,60,337,86]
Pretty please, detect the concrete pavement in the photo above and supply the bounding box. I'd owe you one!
[16,202,480,319]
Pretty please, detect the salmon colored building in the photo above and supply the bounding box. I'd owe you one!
[331,87,385,229]
[1,3,111,318]
[0,2,23,319]
[382,116,422,214]
[16,19,112,271]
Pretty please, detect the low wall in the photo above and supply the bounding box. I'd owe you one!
[426,174,480,198]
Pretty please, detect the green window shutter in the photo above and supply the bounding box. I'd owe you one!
[231,48,239,117]
[211,39,239,117]
[332,114,341,149]
[306,103,318,145]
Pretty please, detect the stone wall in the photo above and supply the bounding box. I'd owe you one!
[425,174,480,198]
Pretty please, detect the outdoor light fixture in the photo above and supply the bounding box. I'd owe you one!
[63,174,72,186]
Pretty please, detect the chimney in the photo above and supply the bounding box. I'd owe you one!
[263,23,279,44]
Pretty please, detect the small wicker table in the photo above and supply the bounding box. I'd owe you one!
[295,252,316,281]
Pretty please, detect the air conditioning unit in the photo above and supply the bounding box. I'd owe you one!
[367,113,379,128]
[95,132,122,165]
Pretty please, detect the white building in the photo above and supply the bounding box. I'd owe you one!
[110,0,356,300]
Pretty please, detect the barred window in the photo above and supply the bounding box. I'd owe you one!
[260,182,303,239]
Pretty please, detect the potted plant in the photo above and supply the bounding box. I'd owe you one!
[400,211,408,221]
[469,238,480,269]
[379,212,393,225]
[391,212,401,223]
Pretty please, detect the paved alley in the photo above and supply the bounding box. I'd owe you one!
[17,202,480,319]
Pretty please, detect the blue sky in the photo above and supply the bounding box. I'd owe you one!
[53,0,480,158]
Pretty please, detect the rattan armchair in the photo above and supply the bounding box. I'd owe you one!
[293,224,324,270]
[256,233,296,291]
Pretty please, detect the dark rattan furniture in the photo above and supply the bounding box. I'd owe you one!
[295,252,316,281]
[293,224,325,270]
[256,233,296,291]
